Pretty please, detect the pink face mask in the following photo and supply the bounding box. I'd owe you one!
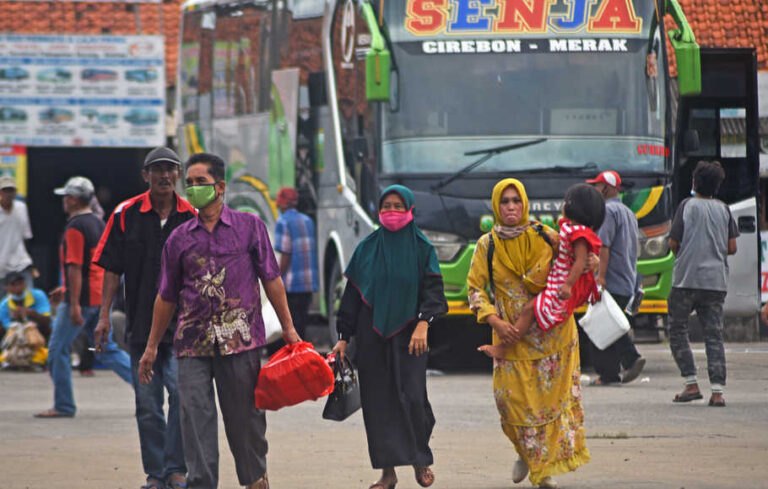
[379,209,414,232]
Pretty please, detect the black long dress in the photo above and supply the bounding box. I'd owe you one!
[337,274,447,469]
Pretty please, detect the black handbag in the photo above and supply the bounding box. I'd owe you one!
[322,355,361,421]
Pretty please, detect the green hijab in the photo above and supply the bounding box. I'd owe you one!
[344,185,442,338]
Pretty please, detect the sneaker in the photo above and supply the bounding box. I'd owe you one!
[538,476,558,488]
[512,458,528,483]
[621,357,646,384]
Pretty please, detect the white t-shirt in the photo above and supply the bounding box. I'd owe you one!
[0,199,33,278]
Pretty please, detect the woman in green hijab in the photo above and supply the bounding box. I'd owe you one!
[332,185,448,489]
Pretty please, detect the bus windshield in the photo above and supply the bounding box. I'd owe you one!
[380,0,667,176]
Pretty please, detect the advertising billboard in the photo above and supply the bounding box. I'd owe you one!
[0,34,165,147]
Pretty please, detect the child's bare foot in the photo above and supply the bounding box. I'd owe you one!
[478,344,507,359]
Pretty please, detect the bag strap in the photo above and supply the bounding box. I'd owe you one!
[486,234,495,304]
[531,221,553,248]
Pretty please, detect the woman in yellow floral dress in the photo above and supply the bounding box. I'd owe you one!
[467,178,591,489]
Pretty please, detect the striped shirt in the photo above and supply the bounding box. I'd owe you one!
[534,219,601,331]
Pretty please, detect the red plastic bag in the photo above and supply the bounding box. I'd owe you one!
[254,341,335,411]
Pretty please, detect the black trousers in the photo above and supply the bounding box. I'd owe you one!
[286,292,312,338]
[590,293,642,383]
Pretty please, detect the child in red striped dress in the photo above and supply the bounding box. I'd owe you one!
[479,184,605,359]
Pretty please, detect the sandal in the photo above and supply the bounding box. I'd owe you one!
[34,409,74,418]
[673,391,703,403]
[167,480,187,489]
[708,397,726,407]
[414,466,434,488]
[141,479,165,489]
[369,482,396,489]
[247,475,269,489]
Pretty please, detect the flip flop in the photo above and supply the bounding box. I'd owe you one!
[708,398,726,407]
[33,409,74,418]
[672,392,703,403]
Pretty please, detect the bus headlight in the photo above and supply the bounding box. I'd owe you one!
[638,221,671,260]
[420,230,464,262]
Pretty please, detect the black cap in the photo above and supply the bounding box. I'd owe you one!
[144,147,181,169]
[5,271,26,285]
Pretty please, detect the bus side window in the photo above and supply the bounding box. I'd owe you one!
[180,12,203,122]
[240,5,271,114]
[198,11,216,121]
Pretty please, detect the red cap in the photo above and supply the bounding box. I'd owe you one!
[276,187,299,208]
[586,170,621,189]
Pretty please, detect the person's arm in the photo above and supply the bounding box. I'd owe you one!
[94,271,121,351]
[66,265,84,326]
[263,276,300,344]
[668,200,686,256]
[726,208,739,255]
[411,247,448,356]
[331,281,363,361]
[466,234,519,344]
[279,253,291,275]
[596,246,610,289]
[138,295,176,384]
[669,238,680,256]
[559,239,589,299]
[94,208,127,350]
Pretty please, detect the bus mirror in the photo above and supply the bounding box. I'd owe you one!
[683,129,700,153]
[360,1,390,102]
[365,48,391,101]
[665,0,701,96]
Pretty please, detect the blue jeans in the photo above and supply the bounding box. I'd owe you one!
[130,344,186,482]
[47,303,132,415]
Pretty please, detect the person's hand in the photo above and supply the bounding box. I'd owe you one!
[761,303,768,324]
[138,346,158,384]
[408,321,429,356]
[584,252,600,273]
[596,275,607,290]
[70,304,84,327]
[488,315,520,344]
[48,286,65,306]
[11,306,26,320]
[94,316,111,353]
[558,283,572,300]
[332,340,347,362]
[282,327,301,345]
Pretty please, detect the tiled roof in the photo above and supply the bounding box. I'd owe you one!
[0,1,181,87]
[667,0,767,76]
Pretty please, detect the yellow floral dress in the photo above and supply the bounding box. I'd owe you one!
[468,231,590,486]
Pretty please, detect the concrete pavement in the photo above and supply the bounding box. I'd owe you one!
[2,343,767,489]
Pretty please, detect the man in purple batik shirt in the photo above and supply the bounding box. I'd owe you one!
[138,153,300,489]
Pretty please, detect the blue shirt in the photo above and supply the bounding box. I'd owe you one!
[596,197,638,297]
[0,288,52,327]
[274,209,318,293]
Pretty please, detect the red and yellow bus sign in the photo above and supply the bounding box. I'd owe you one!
[406,0,643,36]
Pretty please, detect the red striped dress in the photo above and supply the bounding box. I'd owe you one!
[534,218,602,331]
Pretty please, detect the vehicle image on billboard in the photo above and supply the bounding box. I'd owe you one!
[125,68,158,83]
[177,0,761,366]
[81,69,118,82]
[124,108,159,125]
[37,68,72,83]
[0,107,27,122]
[39,108,74,123]
[81,108,118,124]
[0,67,30,81]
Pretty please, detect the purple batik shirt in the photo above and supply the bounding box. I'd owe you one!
[157,205,281,357]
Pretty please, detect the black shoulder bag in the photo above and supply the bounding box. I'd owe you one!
[322,355,361,421]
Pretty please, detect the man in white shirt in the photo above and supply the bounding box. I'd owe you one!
[0,175,34,289]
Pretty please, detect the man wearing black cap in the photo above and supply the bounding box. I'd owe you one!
[93,147,196,489]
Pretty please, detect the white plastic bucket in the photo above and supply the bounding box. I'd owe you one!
[578,288,630,350]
